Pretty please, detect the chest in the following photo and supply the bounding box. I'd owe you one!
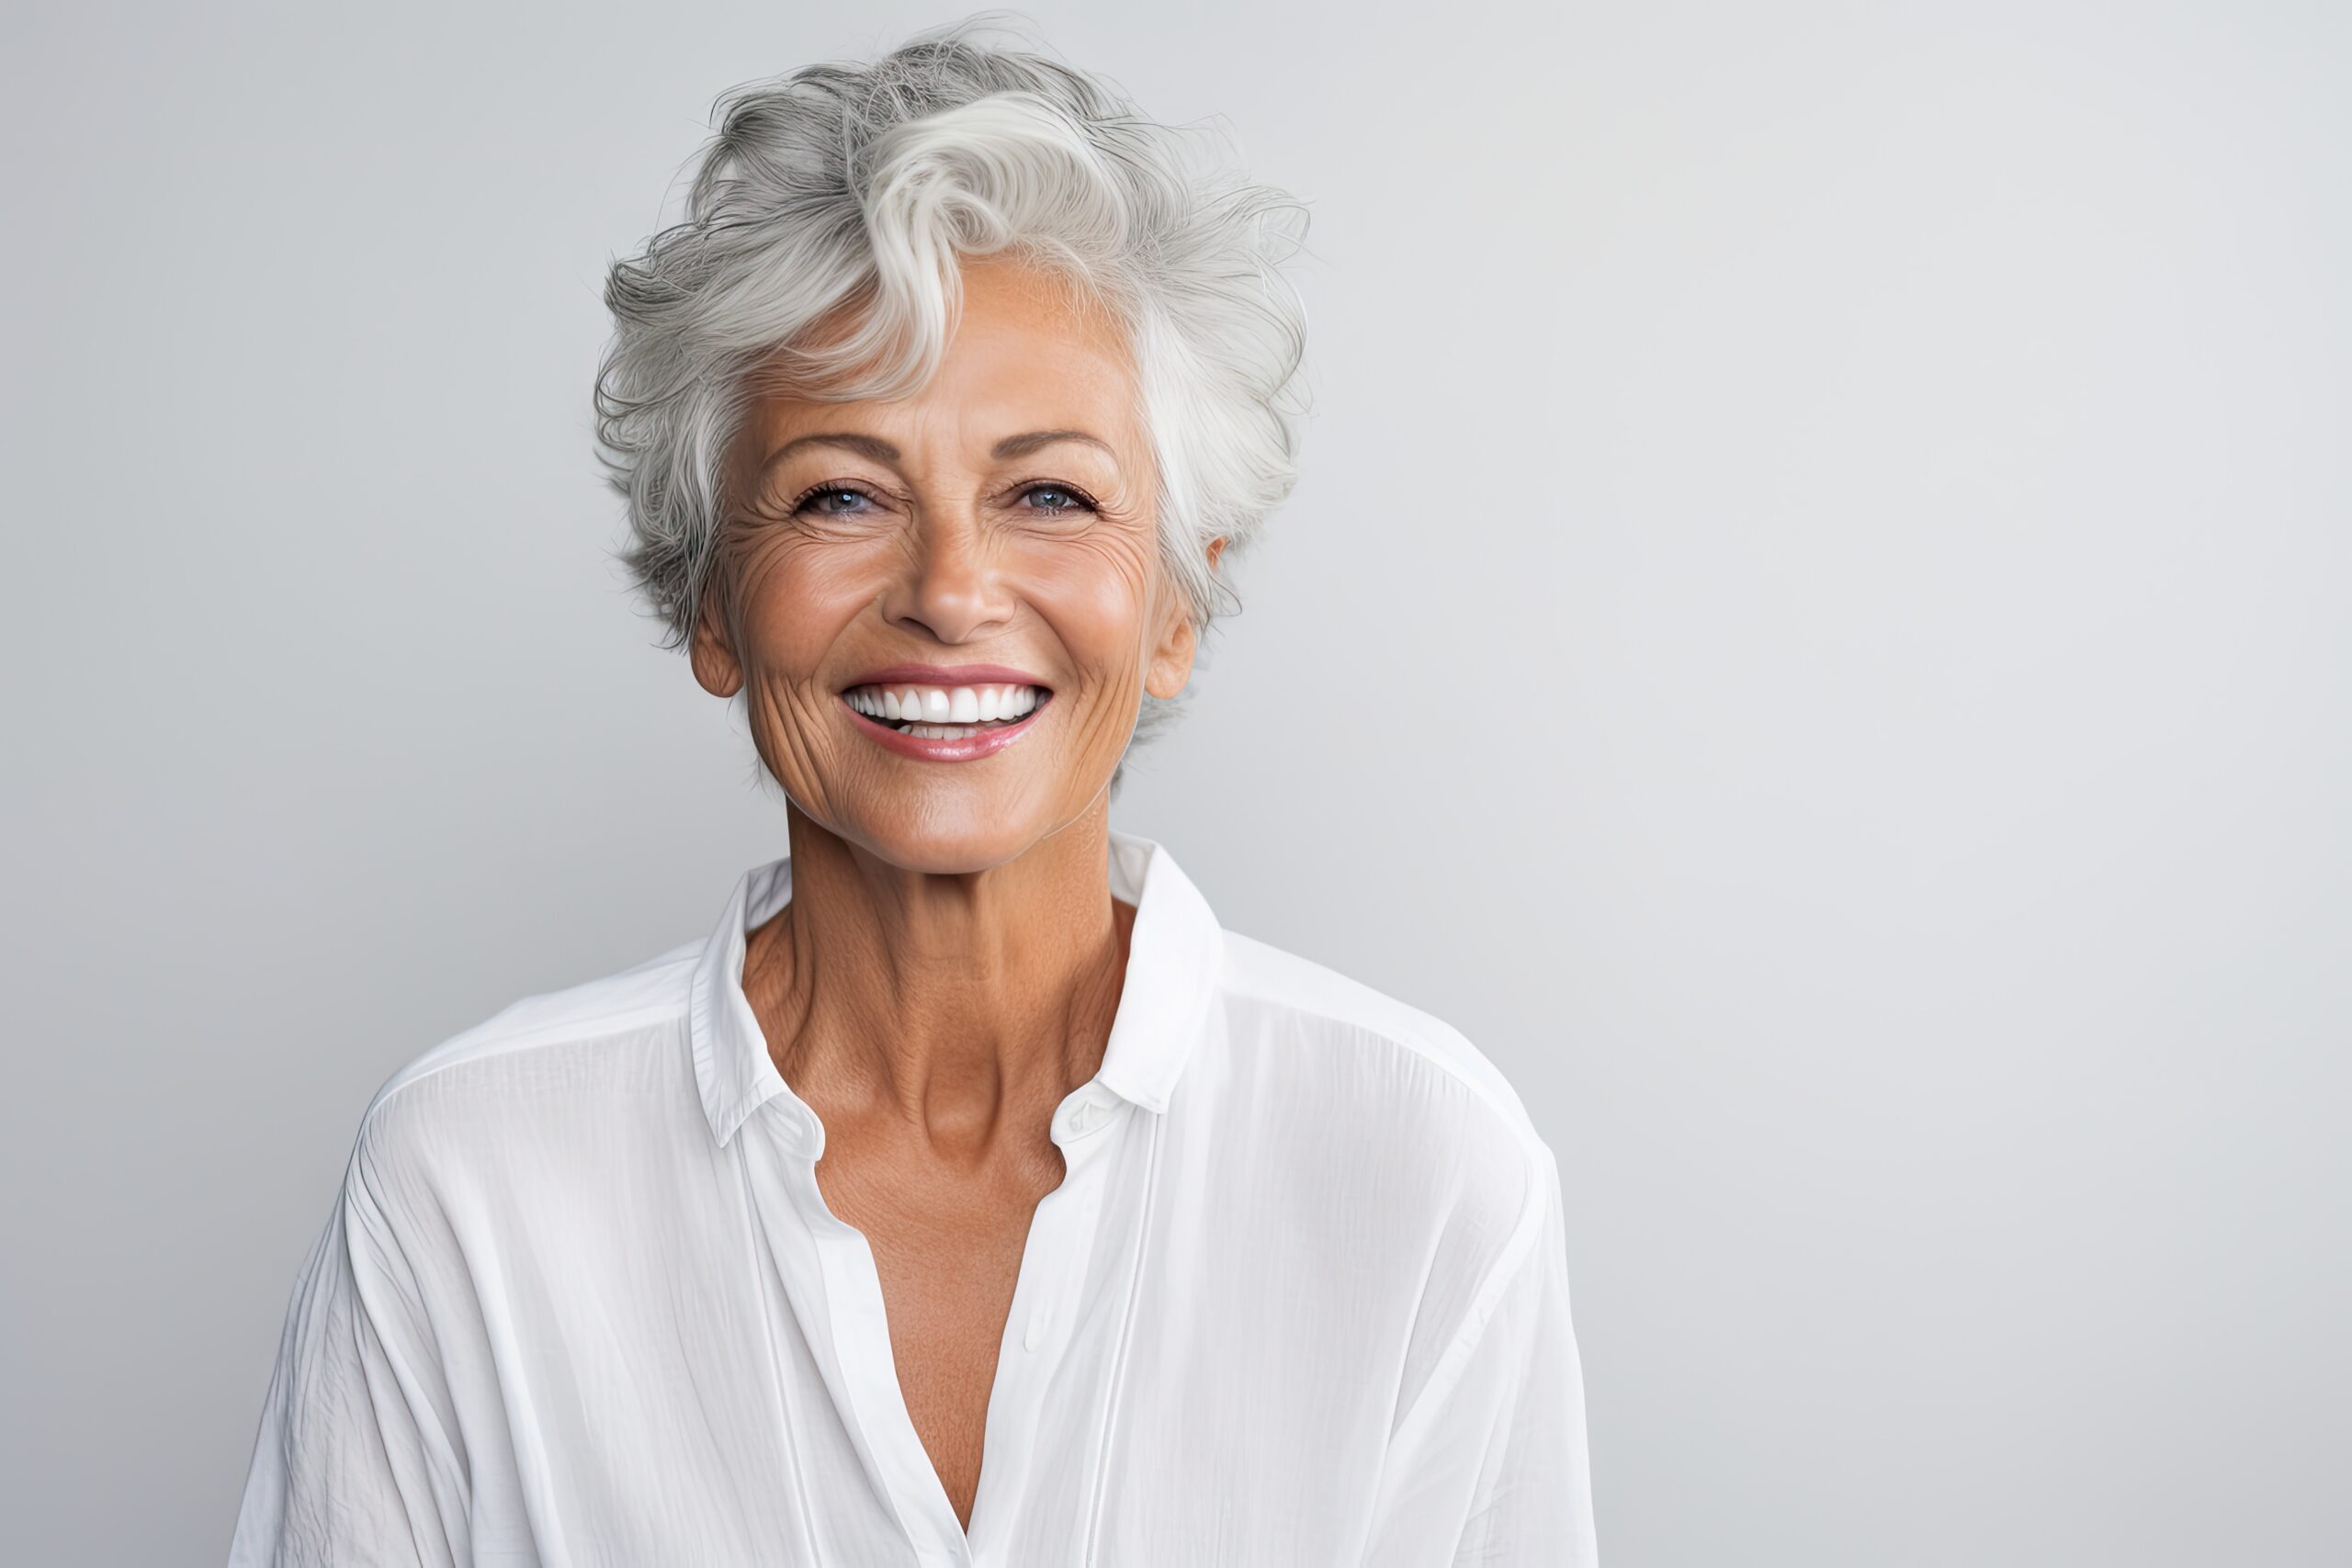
[815,1147,1067,1530]
[457,1110,1415,1562]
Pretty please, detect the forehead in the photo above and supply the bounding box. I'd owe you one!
[748,255,1140,452]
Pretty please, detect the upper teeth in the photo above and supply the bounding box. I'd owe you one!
[845,683,1043,724]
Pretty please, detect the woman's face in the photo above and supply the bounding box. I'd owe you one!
[695,255,1218,872]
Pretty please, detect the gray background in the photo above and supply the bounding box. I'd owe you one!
[4,1,2345,1562]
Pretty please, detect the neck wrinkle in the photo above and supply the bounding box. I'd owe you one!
[742,816,1137,1156]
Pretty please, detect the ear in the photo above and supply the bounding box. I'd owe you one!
[1142,536,1227,700]
[688,575,744,700]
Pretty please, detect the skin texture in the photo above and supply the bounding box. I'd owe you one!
[689,254,1226,1531]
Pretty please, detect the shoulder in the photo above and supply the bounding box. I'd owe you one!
[1217,926,1550,1158]
[1209,928,1581,1428]
[351,936,703,1177]
[1211,925,1559,1258]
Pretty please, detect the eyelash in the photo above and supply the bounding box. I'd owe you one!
[785,479,1101,519]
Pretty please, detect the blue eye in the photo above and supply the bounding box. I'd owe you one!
[784,480,1098,519]
[1020,483,1097,515]
[792,485,874,517]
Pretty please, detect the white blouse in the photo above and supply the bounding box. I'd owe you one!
[228,829,1599,1567]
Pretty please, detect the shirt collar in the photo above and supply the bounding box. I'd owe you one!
[688,828,1225,1151]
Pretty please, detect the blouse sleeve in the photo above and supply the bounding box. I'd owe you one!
[1364,1145,1600,1567]
[226,1114,469,1567]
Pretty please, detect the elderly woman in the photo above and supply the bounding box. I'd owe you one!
[229,20,1596,1568]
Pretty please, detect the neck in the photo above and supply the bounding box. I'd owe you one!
[742,795,1136,1161]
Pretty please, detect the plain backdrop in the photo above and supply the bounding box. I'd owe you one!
[4,1,2346,1562]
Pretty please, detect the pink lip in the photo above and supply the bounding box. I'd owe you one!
[841,663,1052,692]
[840,688,1053,762]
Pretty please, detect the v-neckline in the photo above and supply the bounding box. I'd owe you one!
[808,1140,1069,1535]
[783,1077,1136,1563]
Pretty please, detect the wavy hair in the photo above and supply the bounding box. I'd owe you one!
[593,12,1313,789]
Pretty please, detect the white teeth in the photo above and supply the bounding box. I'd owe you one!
[844,682,1044,729]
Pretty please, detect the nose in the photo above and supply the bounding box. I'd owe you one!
[887,498,1015,643]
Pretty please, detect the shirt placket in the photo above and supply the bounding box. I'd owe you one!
[963,1083,1130,1568]
[744,1079,1136,1568]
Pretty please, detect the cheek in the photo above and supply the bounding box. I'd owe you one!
[733,540,873,671]
[1014,536,1158,661]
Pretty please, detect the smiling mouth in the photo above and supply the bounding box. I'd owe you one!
[839,682,1053,739]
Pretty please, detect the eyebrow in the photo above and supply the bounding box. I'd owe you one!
[756,428,1116,481]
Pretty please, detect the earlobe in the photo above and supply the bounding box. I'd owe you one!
[1143,541,1220,699]
[688,587,744,700]
[1144,606,1199,701]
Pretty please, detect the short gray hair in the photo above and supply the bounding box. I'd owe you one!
[593,13,1313,787]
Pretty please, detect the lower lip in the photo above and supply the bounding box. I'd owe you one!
[841,692,1053,761]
